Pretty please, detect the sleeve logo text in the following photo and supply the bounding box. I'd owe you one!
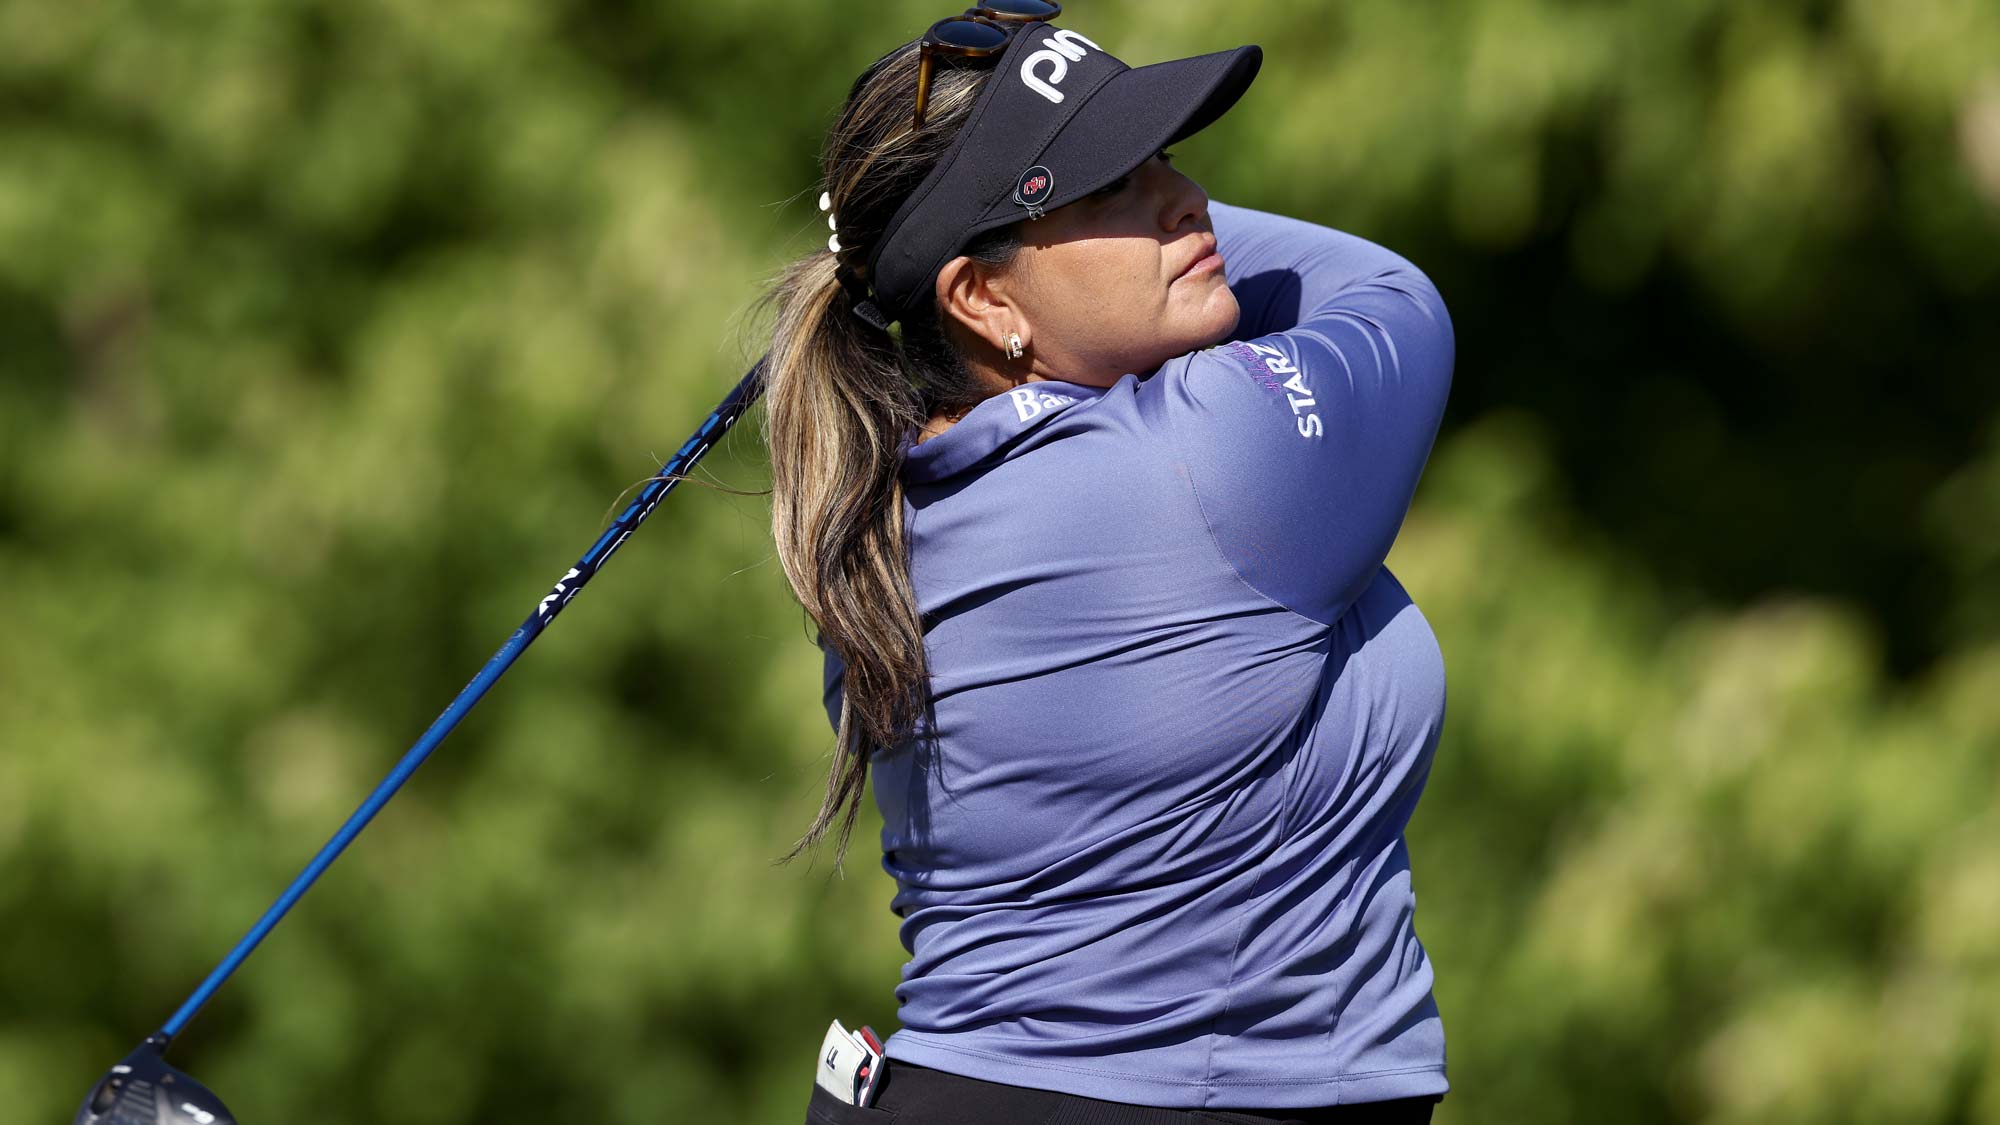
[1238,340,1323,439]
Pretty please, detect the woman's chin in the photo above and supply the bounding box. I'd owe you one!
[1185,285,1241,349]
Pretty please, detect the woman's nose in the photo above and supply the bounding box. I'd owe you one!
[1156,165,1209,232]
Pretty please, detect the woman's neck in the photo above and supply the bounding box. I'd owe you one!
[916,406,970,445]
[917,363,1047,445]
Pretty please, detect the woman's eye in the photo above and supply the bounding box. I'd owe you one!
[1091,152,1175,199]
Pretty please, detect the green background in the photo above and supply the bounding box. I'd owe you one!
[4,0,1998,1121]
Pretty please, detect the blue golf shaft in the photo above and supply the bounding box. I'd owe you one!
[160,357,769,1043]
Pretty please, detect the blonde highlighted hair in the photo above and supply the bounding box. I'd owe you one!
[751,41,1025,866]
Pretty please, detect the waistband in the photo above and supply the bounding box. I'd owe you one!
[813,1059,1440,1125]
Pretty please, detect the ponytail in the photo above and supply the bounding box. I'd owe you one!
[753,42,1023,866]
[760,251,927,867]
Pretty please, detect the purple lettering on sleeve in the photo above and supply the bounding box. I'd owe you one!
[1220,340,1287,396]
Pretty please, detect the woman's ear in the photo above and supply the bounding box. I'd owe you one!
[935,255,1020,354]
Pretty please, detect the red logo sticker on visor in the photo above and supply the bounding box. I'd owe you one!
[1014,165,1055,211]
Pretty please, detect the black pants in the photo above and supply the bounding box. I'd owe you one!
[806,1060,1442,1125]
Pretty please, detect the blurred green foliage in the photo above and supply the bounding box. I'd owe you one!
[3,0,1996,1122]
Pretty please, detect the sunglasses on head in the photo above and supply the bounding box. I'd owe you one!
[913,0,1062,130]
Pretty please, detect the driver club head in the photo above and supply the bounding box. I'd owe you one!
[75,1035,237,1125]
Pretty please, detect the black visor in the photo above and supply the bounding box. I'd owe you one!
[863,23,1261,324]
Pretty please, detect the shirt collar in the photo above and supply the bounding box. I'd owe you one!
[899,379,1115,484]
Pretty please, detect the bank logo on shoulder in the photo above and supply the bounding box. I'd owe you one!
[1008,385,1077,423]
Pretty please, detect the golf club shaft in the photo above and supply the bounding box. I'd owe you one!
[159,357,770,1042]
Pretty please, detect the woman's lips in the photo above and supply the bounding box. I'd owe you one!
[1176,235,1224,280]
[1180,249,1224,279]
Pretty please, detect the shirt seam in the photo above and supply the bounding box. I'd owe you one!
[1148,373,1332,1090]
[895,1034,1443,1087]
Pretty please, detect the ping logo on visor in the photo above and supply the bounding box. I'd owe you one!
[1018,28,1103,104]
[860,21,1261,322]
[1014,165,1056,217]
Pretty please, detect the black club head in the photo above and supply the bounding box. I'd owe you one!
[76,1036,237,1125]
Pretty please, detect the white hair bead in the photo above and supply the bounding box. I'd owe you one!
[820,190,846,255]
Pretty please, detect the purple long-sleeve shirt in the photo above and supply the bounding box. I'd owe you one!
[818,200,1456,1108]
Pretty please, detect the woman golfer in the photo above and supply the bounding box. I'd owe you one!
[759,5,1455,1122]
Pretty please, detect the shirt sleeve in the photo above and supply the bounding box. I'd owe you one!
[1155,200,1456,626]
[820,633,845,735]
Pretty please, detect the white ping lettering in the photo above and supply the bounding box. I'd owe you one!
[1019,30,1102,104]
[1048,29,1101,60]
[1021,51,1067,103]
